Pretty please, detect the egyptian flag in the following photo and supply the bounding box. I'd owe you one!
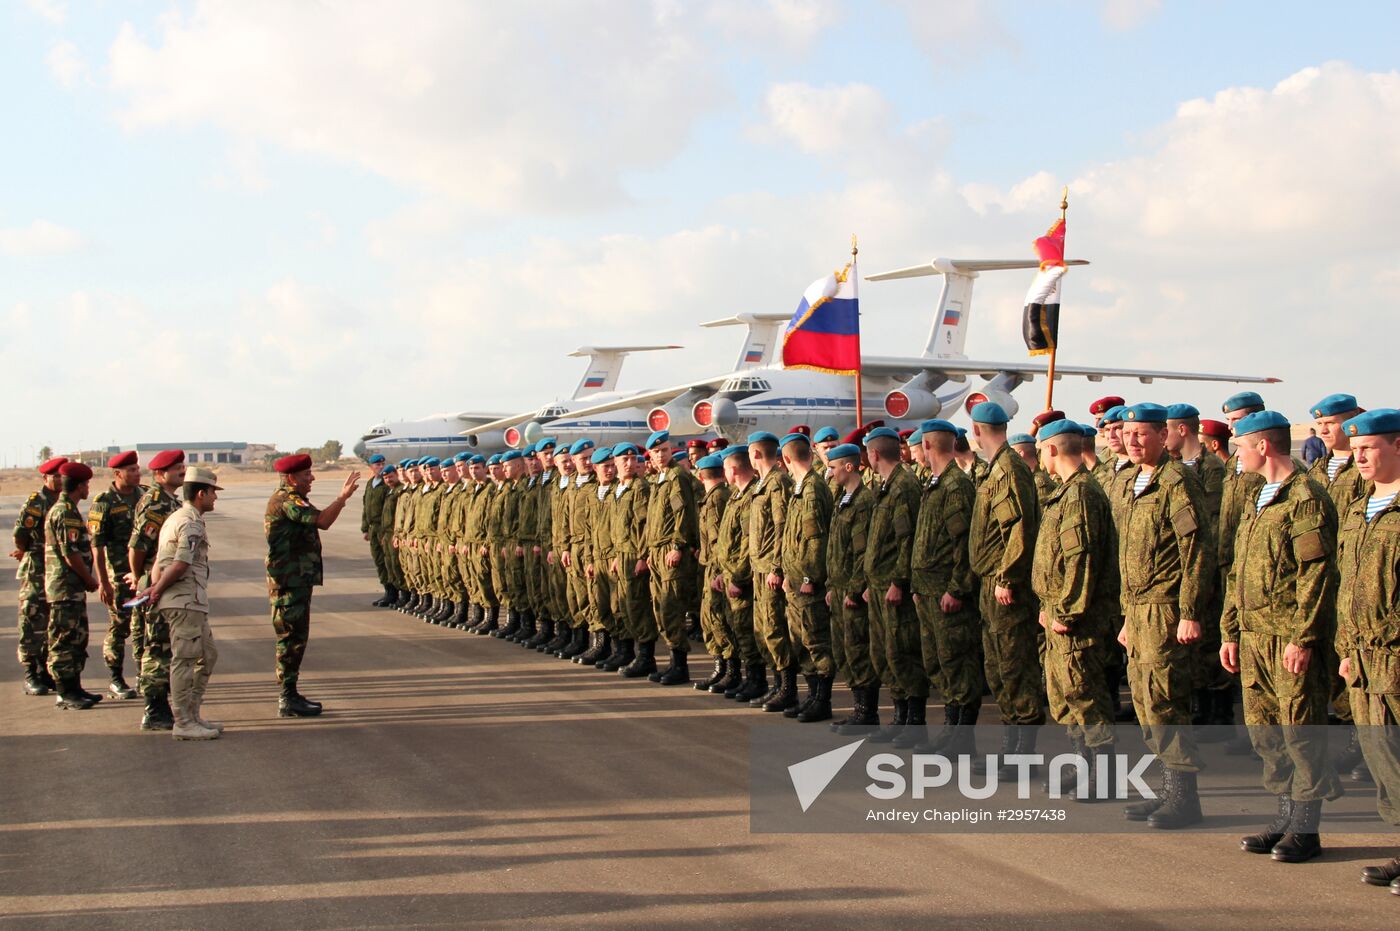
[782,260,860,375]
[1023,218,1067,357]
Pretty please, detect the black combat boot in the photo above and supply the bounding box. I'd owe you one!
[1270,799,1323,862]
[73,674,104,704]
[108,666,138,700]
[656,649,690,686]
[696,657,727,691]
[38,667,56,692]
[1361,854,1400,887]
[559,627,589,660]
[436,599,457,624]
[785,675,817,719]
[525,617,553,649]
[1242,795,1294,854]
[1073,740,1116,803]
[1007,725,1040,783]
[141,693,174,730]
[515,612,539,643]
[479,606,502,636]
[1123,762,1165,821]
[711,658,741,694]
[575,630,607,665]
[749,669,781,708]
[797,676,834,723]
[893,696,928,748]
[976,725,1019,774]
[542,621,571,653]
[762,667,799,713]
[587,631,613,668]
[372,585,394,607]
[494,608,521,639]
[732,664,768,701]
[449,601,470,629]
[603,637,634,672]
[1333,726,1363,772]
[416,595,434,620]
[946,700,980,758]
[394,589,411,609]
[922,702,960,752]
[869,698,908,743]
[54,677,97,710]
[648,646,674,683]
[278,685,322,718]
[836,685,881,734]
[622,640,658,678]
[1147,769,1203,830]
[23,661,51,696]
[1350,758,1374,784]
[1191,687,1211,726]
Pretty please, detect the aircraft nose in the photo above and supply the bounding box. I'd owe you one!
[352,440,367,460]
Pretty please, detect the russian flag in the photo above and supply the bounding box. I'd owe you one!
[583,376,605,389]
[781,260,860,376]
[744,349,764,363]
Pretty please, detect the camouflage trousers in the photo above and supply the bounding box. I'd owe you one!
[547,552,569,623]
[440,545,464,600]
[382,534,404,589]
[139,606,173,700]
[368,532,389,587]
[45,600,89,682]
[698,570,732,659]
[649,554,694,652]
[168,608,218,715]
[1191,588,1232,692]
[523,547,546,618]
[16,593,49,667]
[565,555,590,630]
[1043,630,1114,748]
[1123,601,1201,772]
[614,555,656,642]
[589,566,616,634]
[1352,685,1400,827]
[101,575,142,671]
[913,586,983,708]
[269,587,313,686]
[752,576,791,669]
[979,584,1046,726]
[829,586,875,689]
[1239,631,1341,802]
[723,581,761,667]
[472,545,497,608]
[868,586,926,701]
[784,587,833,677]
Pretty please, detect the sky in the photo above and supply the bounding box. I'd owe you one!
[3,0,1399,464]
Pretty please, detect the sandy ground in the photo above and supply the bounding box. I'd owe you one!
[1,487,1397,930]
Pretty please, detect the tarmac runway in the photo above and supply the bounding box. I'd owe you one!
[1,485,1396,929]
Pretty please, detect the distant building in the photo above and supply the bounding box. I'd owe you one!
[107,442,254,467]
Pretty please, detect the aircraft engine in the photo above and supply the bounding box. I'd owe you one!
[464,429,505,450]
[883,387,943,421]
[646,401,703,436]
[708,396,740,427]
[963,387,1020,420]
[521,421,546,445]
[501,425,527,449]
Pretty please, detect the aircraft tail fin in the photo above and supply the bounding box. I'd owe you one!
[700,312,793,370]
[566,345,680,398]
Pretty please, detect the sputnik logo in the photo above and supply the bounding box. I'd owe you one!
[787,739,866,812]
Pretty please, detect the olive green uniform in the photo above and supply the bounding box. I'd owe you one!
[465,481,495,608]
[1309,450,1369,723]
[863,464,925,701]
[88,482,144,671]
[912,462,981,707]
[263,483,324,689]
[749,469,793,669]
[565,474,596,630]
[645,463,699,651]
[488,479,524,610]
[780,471,834,677]
[827,481,875,689]
[588,479,617,634]
[13,486,57,672]
[379,485,404,590]
[697,483,733,659]
[1223,468,1341,801]
[970,444,1044,725]
[1181,454,1228,692]
[361,475,390,588]
[44,492,93,682]
[717,478,761,666]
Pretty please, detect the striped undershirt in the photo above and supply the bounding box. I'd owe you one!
[1368,493,1397,522]
[1133,471,1151,497]
[1256,481,1283,512]
[1326,455,1349,482]
[839,489,854,507]
[1235,457,1244,474]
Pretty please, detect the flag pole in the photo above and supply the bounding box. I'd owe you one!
[1044,187,1068,411]
[852,233,863,430]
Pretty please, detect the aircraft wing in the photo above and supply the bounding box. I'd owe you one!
[865,259,1089,281]
[859,356,1280,385]
[454,411,512,423]
[536,373,736,421]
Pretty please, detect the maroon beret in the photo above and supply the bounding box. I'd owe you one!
[148,449,185,471]
[842,419,884,446]
[706,437,729,451]
[1089,395,1126,416]
[897,428,915,440]
[790,424,811,437]
[1199,419,1231,441]
[275,453,314,474]
[38,457,69,475]
[107,450,139,469]
[686,439,707,451]
[58,462,93,482]
[1031,409,1066,437]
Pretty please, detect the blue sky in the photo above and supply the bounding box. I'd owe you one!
[3,0,1398,463]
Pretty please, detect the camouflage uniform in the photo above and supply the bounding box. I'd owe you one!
[416,482,447,601]
[435,481,465,605]
[394,482,419,597]
[361,475,390,588]
[566,473,596,631]
[88,482,144,671]
[131,486,181,701]
[13,486,57,671]
[781,471,834,677]
[1119,456,1212,771]
[827,481,875,689]
[264,483,324,689]
[547,473,573,627]
[749,469,793,669]
[379,484,404,591]
[646,463,699,651]
[1032,467,1058,513]
[465,480,495,609]
[1223,468,1341,801]
[1336,490,1400,825]
[864,464,925,701]
[717,478,761,666]
[911,462,982,708]
[1181,454,1228,692]
[610,475,655,643]
[44,492,93,682]
[697,482,732,659]
[969,444,1044,725]
[1032,467,1120,748]
[1309,450,1369,723]
[588,479,617,635]
[489,479,524,611]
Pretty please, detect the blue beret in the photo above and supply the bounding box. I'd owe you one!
[645,430,670,450]
[1079,423,1099,438]
[1344,409,1400,437]
[521,442,536,456]
[863,426,900,445]
[420,456,441,467]
[695,454,724,471]
[720,444,750,461]
[590,447,613,465]
[813,426,841,443]
[780,432,810,448]
[674,450,689,461]
[397,458,412,468]
[569,439,595,455]
[920,419,956,435]
[609,442,637,457]
[747,431,780,446]
[366,454,385,464]
[1038,419,1081,441]
[826,442,861,462]
[536,436,558,450]
[501,450,523,462]
[954,426,967,438]
[1233,410,1291,436]
[1123,403,1168,423]
[1008,433,1035,446]
[907,429,923,444]
[403,458,419,467]
[1100,405,1126,424]
[1311,393,1359,419]
[1222,391,1264,414]
[486,454,502,465]
[970,401,1009,425]
[470,455,486,465]
[381,464,397,474]
[451,452,468,463]
[1165,403,1199,420]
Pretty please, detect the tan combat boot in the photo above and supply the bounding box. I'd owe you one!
[172,698,220,741]
[192,692,224,733]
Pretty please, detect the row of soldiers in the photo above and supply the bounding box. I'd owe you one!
[356,388,1400,893]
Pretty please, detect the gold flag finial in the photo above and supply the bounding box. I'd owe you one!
[1060,186,1069,219]
[851,233,858,257]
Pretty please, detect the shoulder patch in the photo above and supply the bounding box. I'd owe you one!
[1294,529,1324,562]
[1170,507,1198,536]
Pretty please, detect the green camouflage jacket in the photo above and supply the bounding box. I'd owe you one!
[567,473,596,553]
[361,476,389,534]
[1308,450,1369,522]
[1336,489,1400,692]
[717,479,756,585]
[12,486,57,593]
[264,483,323,590]
[780,471,832,587]
[1118,456,1212,619]
[911,461,977,599]
[826,481,873,592]
[1032,467,1120,641]
[644,463,699,556]
[697,482,729,569]
[609,477,650,566]
[88,482,143,576]
[379,485,401,536]
[748,469,792,575]
[44,492,91,602]
[550,473,571,556]
[969,444,1040,587]
[1219,454,1264,575]
[128,485,181,565]
[864,463,922,588]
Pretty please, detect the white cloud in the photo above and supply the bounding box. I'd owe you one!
[107,0,727,214]
[1101,0,1162,31]
[210,140,269,193]
[0,219,84,256]
[888,0,1018,68]
[705,0,841,53]
[46,40,86,88]
[24,0,66,25]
